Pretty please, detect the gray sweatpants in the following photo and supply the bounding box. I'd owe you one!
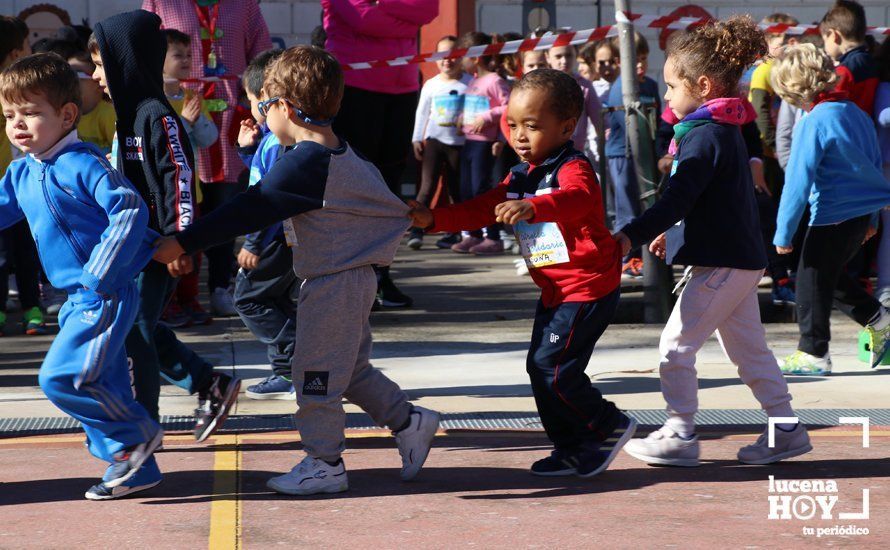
[292,265,412,461]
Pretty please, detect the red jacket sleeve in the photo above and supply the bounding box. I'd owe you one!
[528,159,600,223]
[430,180,509,233]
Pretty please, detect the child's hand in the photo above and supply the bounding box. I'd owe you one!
[237,119,261,148]
[153,235,186,264]
[412,141,424,162]
[776,245,793,255]
[167,255,193,277]
[237,247,260,270]
[613,231,632,257]
[750,159,772,197]
[494,200,534,225]
[649,233,666,260]
[491,141,504,157]
[657,154,674,175]
[181,93,202,125]
[469,116,486,134]
[864,226,878,244]
[406,199,434,229]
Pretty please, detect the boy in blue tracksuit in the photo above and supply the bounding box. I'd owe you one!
[0,53,163,499]
[233,49,299,400]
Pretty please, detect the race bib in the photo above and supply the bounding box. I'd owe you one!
[282,218,298,247]
[462,94,490,123]
[515,220,570,268]
[433,93,463,127]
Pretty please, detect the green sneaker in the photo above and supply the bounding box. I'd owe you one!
[0,310,6,336]
[23,307,46,336]
[866,323,890,368]
[780,350,832,376]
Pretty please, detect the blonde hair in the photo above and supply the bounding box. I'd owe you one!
[770,43,838,108]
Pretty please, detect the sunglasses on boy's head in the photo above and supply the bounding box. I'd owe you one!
[257,96,333,127]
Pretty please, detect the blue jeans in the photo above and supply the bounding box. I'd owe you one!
[460,140,500,239]
[526,290,622,451]
[233,240,298,378]
[126,261,213,421]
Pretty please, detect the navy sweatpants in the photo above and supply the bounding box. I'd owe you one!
[459,139,500,240]
[526,290,622,451]
[233,240,298,378]
[40,283,159,463]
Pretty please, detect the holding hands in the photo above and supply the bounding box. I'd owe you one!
[154,236,187,265]
[494,200,534,225]
[406,200,433,228]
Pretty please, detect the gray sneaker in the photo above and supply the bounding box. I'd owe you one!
[737,424,812,465]
[623,426,700,467]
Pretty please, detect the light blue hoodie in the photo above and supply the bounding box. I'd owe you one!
[775,99,890,247]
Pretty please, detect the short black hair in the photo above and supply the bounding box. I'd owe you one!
[513,68,583,121]
[243,48,284,97]
[162,29,191,47]
[310,25,327,49]
[0,16,29,64]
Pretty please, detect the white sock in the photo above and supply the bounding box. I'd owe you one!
[666,414,695,438]
[867,307,890,331]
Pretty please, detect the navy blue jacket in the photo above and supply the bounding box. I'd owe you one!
[619,123,768,270]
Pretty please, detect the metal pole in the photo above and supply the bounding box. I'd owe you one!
[596,0,602,28]
[614,0,671,323]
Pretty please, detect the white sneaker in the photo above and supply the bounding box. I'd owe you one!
[738,424,813,465]
[266,456,348,496]
[394,406,439,481]
[623,425,700,467]
[780,350,832,376]
[209,287,236,317]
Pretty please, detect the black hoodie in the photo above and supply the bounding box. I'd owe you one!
[93,10,195,236]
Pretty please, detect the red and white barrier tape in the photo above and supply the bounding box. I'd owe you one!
[341,11,890,71]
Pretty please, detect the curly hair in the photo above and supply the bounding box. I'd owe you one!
[666,15,767,97]
[264,46,343,120]
[770,43,838,108]
[512,68,583,121]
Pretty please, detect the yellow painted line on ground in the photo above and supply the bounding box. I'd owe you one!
[208,434,241,550]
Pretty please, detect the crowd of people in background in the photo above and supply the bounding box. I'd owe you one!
[1,0,890,500]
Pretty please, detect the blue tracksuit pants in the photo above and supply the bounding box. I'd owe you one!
[39,283,159,463]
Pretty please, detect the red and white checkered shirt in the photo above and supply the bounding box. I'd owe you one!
[142,0,272,184]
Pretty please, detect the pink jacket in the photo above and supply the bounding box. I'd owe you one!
[322,0,438,95]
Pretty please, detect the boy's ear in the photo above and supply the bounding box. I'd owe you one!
[561,116,577,139]
[60,102,79,131]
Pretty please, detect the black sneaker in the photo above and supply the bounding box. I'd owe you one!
[377,276,413,308]
[194,373,241,442]
[530,449,580,477]
[103,429,164,488]
[435,233,461,249]
[576,414,637,478]
[85,457,163,500]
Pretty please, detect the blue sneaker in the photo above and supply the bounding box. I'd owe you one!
[576,414,638,478]
[102,428,164,488]
[245,375,295,400]
[530,449,579,477]
[772,283,796,306]
[85,456,162,500]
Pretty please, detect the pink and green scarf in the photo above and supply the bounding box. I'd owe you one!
[668,97,756,156]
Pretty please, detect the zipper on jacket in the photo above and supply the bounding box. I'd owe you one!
[40,164,89,265]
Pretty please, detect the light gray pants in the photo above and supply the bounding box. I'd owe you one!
[659,267,794,435]
[293,265,411,461]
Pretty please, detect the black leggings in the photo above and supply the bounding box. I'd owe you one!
[0,220,41,312]
[201,179,247,291]
[416,138,461,206]
[334,86,417,197]
[796,215,881,357]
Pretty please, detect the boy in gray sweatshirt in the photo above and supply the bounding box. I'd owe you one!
[154,46,440,496]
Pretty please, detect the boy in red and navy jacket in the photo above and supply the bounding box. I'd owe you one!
[820,1,879,114]
[410,69,636,479]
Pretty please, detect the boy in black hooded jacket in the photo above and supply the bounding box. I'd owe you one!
[90,10,239,441]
